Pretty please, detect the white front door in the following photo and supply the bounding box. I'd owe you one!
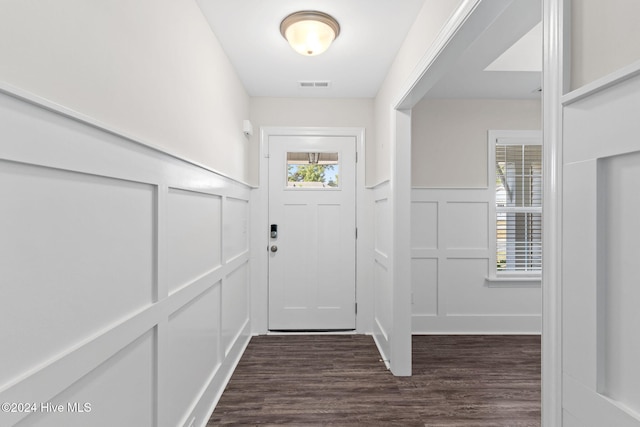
[562,74,640,426]
[268,135,356,331]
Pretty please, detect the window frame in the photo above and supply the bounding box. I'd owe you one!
[284,150,343,191]
[488,130,543,282]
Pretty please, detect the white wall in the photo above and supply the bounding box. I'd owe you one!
[0,90,251,427]
[412,98,541,187]
[372,0,463,183]
[570,0,640,91]
[0,0,250,182]
[0,1,253,425]
[410,98,541,333]
[249,97,374,185]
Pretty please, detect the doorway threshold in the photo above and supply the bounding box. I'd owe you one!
[267,329,356,335]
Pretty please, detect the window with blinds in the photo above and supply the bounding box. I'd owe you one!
[495,142,542,274]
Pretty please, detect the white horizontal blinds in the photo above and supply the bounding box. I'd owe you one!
[495,142,542,273]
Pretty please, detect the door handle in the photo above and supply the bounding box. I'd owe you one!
[270,245,278,253]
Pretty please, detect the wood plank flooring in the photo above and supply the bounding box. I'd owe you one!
[208,335,540,426]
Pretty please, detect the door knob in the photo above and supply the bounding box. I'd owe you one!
[270,245,278,253]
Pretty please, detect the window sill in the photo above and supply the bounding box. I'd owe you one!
[485,276,541,287]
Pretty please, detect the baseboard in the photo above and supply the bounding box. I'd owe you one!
[193,320,252,427]
[371,322,391,370]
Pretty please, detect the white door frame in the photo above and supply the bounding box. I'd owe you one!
[388,0,529,378]
[251,127,367,334]
[541,0,565,424]
[389,0,564,420]
[267,134,357,331]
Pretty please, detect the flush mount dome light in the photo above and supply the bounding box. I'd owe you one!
[280,11,340,56]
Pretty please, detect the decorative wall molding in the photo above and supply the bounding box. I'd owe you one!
[411,188,542,335]
[562,58,640,106]
[0,89,251,427]
[561,68,640,427]
[0,82,254,189]
[371,181,391,368]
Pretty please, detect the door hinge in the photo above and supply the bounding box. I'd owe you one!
[355,302,358,314]
[355,228,358,239]
[356,152,358,163]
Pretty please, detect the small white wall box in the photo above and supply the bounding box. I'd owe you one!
[243,120,253,137]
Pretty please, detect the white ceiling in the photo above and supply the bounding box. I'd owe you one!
[425,0,541,99]
[196,0,541,100]
[195,0,426,98]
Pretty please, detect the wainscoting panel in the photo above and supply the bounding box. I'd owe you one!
[372,181,392,364]
[411,258,438,316]
[167,286,221,427]
[222,262,249,357]
[167,188,222,295]
[0,89,251,427]
[15,330,156,427]
[374,259,391,338]
[443,201,489,250]
[0,161,155,388]
[374,194,390,257]
[598,152,640,414]
[410,201,438,249]
[411,188,541,334]
[223,197,249,263]
[561,70,640,426]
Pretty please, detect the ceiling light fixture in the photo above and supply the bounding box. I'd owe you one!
[280,11,340,56]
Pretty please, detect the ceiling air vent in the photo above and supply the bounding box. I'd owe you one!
[298,81,331,89]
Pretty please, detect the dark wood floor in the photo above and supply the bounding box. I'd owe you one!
[208,335,541,426]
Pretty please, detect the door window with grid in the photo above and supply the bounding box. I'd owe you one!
[489,131,542,278]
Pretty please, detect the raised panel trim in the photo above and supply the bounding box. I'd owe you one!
[222,260,250,357]
[562,58,640,106]
[563,375,640,427]
[445,250,491,259]
[411,249,440,258]
[223,196,249,264]
[178,322,251,427]
[0,317,158,426]
[0,88,252,427]
[168,186,225,197]
[412,187,491,202]
[564,73,640,165]
[167,272,221,316]
[410,187,541,335]
[225,250,251,271]
[0,83,254,189]
[372,320,391,370]
[374,250,389,263]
